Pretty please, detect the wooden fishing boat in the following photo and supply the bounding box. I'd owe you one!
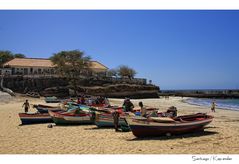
[90,103,109,108]
[125,113,213,137]
[45,96,61,103]
[95,111,128,127]
[48,110,94,125]
[26,92,40,98]
[33,104,62,113]
[94,106,157,128]
[132,107,157,113]
[18,113,53,125]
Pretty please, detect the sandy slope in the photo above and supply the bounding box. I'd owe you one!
[0,95,239,154]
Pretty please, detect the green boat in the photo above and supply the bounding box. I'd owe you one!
[45,96,61,103]
[48,110,94,125]
[94,111,130,132]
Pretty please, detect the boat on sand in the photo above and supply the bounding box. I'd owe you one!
[18,113,53,125]
[33,104,63,113]
[95,111,128,128]
[95,107,158,128]
[125,113,213,137]
[45,96,61,103]
[48,110,94,125]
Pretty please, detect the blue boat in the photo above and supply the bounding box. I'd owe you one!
[19,113,53,125]
[33,104,62,113]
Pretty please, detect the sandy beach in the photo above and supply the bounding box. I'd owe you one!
[0,94,239,154]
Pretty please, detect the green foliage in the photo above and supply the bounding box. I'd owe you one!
[50,50,91,77]
[50,50,92,96]
[14,53,26,58]
[0,50,14,66]
[117,65,137,79]
[0,50,26,66]
[107,68,118,77]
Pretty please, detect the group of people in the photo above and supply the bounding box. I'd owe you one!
[113,98,148,131]
[76,95,109,106]
[122,98,147,116]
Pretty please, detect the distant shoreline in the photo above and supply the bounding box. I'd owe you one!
[182,97,239,112]
[159,89,239,99]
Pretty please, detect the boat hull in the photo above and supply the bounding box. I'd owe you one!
[36,107,62,114]
[45,100,61,103]
[45,97,61,103]
[95,113,128,128]
[19,113,53,125]
[34,104,62,113]
[49,111,94,125]
[126,114,213,137]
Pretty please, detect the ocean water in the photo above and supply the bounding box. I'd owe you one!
[185,98,239,111]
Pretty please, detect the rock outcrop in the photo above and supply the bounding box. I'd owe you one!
[3,76,160,98]
[70,84,160,98]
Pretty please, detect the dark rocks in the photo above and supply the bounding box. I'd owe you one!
[41,86,69,97]
[3,76,68,93]
[3,76,160,99]
[71,84,160,99]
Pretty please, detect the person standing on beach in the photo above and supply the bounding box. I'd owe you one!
[22,99,30,113]
[139,101,146,117]
[123,98,134,112]
[113,110,120,132]
[211,101,216,112]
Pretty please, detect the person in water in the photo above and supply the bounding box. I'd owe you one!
[22,99,30,113]
[211,101,216,112]
[123,98,134,112]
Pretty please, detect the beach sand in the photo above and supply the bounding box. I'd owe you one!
[0,94,239,154]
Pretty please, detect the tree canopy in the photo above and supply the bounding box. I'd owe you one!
[117,65,137,79]
[0,50,26,66]
[107,68,118,77]
[14,53,26,58]
[0,51,14,66]
[50,50,91,96]
[50,50,91,77]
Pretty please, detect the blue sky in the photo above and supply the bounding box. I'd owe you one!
[0,10,239,90]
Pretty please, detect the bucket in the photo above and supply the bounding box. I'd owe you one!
[135,112,141,116]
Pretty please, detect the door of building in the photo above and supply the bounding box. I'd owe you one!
[24,68,28,75]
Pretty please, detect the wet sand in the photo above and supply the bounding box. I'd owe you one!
[0,95,239,154]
